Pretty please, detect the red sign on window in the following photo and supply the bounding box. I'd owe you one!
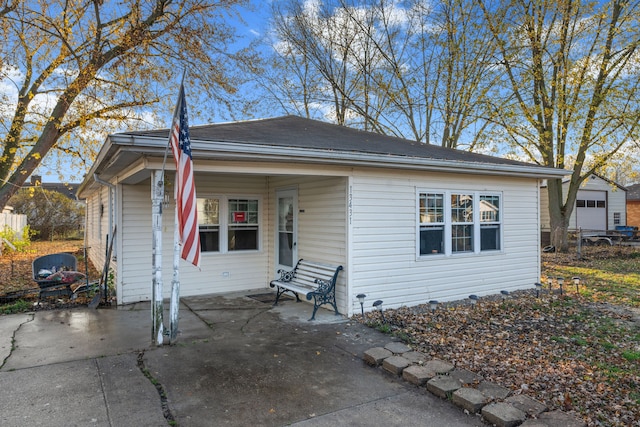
[233,211,246,223]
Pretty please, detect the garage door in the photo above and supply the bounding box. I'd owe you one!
[576,190,606,231]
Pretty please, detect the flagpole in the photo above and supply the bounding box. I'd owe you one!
[160,69,199,345]
[169,70,188,344]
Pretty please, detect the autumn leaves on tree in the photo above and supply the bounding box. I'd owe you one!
[2,0,640,250]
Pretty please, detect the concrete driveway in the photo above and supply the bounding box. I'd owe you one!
[0,290,485,426]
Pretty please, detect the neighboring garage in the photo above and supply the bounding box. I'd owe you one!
[540,174,627,244]
[575,189,608,231]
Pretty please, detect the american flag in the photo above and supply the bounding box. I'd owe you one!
[170,83,200,268]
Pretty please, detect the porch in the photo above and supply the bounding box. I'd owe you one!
[107,170,351,315]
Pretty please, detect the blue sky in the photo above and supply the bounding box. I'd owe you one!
[37,1,273,183]
[33,1,640,186]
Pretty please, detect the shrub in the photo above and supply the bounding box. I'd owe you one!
[0,225,34,254]
[8,187,84,241]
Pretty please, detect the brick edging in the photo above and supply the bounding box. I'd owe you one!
[363,342,586,427]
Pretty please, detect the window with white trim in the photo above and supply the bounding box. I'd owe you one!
[198,198,220,252]
[197,197,260,253]
[480,195,501,251]
[451,193,474,253]
[228,199,259,251]
[418,190,501,256]
[419,193,445,254]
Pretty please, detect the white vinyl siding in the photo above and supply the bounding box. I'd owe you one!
[85,160,544,319]
[607,189,627,229]
[84,185,113,275]
[119,182,151,302]
[349,170,539,314]
[268,176,348,312]
[117,173,268,304]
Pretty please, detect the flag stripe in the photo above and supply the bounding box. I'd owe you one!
[170,83,200,268]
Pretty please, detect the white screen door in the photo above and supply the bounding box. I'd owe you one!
[276,189,298,270]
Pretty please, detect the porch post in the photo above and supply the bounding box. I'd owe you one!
[151,170,164,345]
[169,203,180,344]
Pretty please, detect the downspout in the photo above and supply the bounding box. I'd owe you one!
[94,174,117,259]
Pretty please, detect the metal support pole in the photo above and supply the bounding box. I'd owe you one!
[170,201,181,344]
[151,170,164,346]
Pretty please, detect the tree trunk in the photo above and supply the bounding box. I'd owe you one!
[547,178,570,252]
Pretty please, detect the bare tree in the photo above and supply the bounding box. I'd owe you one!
[478,0,640,250]
[0,0,250,210]
[429,0,498,148]
[268,1,360,125]
[255,37,326,119]
[261,0,498,148]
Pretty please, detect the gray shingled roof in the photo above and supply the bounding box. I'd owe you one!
[23,182,80,200]
[122,115,547,169]
[627,183,640,200]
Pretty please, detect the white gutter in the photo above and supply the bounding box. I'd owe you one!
[108,134,568,179]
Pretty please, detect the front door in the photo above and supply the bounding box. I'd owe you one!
[276,189,298,271]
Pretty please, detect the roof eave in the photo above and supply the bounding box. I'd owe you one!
[86,134,567,185]
[77,136,117,198]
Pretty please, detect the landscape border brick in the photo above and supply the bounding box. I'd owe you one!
[363,342,587,427]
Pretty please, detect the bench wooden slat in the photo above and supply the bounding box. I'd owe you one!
[269,259,343,321]
[270,281,313,295]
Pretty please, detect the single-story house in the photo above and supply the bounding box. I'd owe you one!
[77,116,566,317]
[540,174,627,244]
[627,183,640,228]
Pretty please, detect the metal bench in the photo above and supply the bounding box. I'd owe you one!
[269,259,343,321]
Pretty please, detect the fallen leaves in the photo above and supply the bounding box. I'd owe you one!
[365,291,640,427]
[0,240,101,308]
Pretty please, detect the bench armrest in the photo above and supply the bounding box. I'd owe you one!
[306,278,334,300]
[276,268,296,282]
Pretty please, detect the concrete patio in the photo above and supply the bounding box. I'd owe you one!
[0,290,485,426]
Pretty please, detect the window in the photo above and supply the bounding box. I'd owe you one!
[196,196,260,253]
[228,199,259,251]
[418,190,501,256]
[614,212,621,225]
[419,193,444,255]
[198,198,220,252]
[580,199,605,208]
[451,194,474,253]
[480,195,501,251]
